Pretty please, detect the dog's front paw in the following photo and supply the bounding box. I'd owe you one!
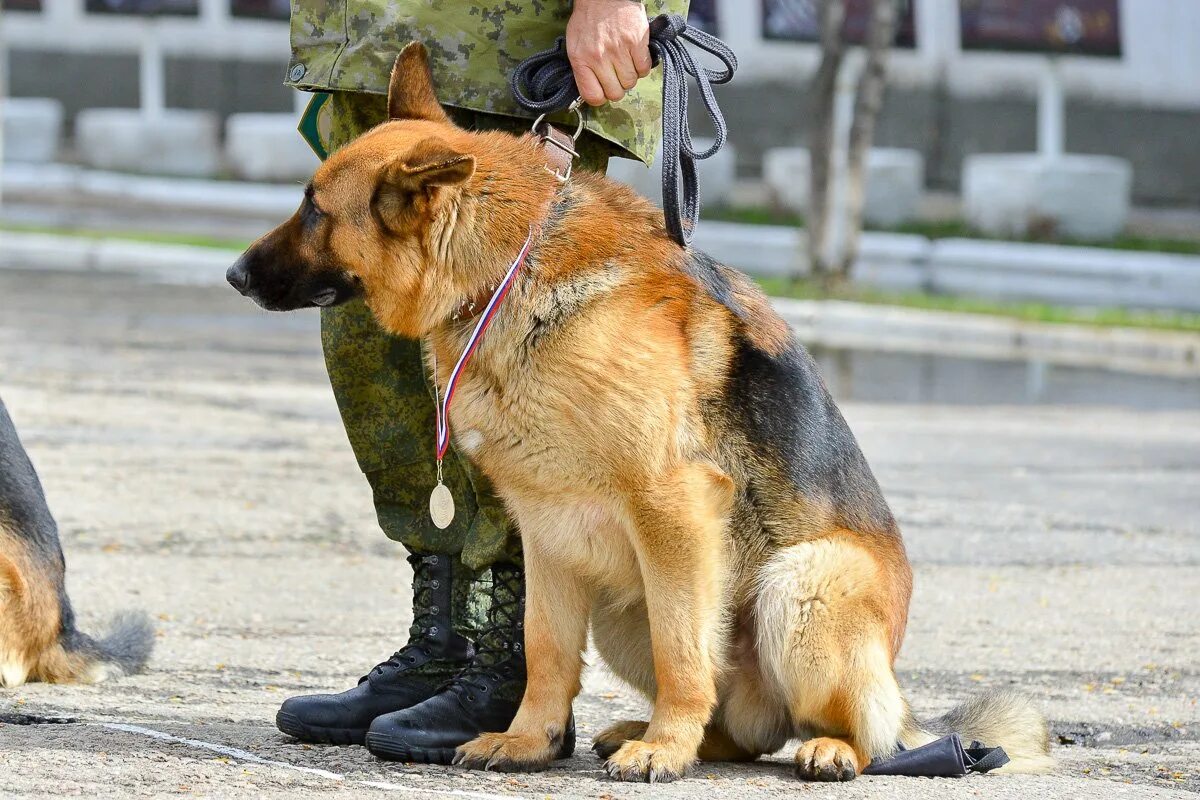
[603,739,694,783]
[794,737,860,782]
[453,732,557,773]
[591,719,649,759]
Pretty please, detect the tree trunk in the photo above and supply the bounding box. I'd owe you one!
[803,0,845,289]
[837,0,898,278]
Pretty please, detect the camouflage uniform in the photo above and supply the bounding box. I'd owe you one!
[288,0,688,165]
[290,1,687,648]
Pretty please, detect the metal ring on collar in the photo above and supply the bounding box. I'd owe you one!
[530,96,586,142]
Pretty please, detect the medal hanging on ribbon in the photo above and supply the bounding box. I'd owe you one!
[428,458,456,530]
[428,228,535,529]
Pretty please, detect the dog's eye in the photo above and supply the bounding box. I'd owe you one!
[301,184,326,225]
[305,183,326,209]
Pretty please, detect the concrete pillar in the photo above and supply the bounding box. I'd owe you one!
[225,112,319,182]
[1037,58,1065,159]
[762,146,925,227]
[138,21,165,120]
[962,153,1132,240]
[3,97,65,163]
[76,108,221,177]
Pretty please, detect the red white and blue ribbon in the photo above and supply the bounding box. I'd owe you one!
[434,227,535,462]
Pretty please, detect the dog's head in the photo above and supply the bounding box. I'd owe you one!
[226,42,548,336]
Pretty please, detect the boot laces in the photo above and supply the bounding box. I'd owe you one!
[368,554,444,677]
[446,566,524,699]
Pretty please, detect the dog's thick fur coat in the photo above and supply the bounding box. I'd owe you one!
[229,43,1053,781]
[0,398,153,687]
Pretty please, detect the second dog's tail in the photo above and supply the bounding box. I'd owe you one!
[84,611,156,675]
[900,690,1054,773]
[38,611,155,683]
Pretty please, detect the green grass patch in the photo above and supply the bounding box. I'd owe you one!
[703,207,1200,256]
[758,276,1200,334]
[2,222,252,251]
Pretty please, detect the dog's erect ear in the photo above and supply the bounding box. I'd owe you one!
[396,138,476,187]
[388,42,451,123]
[374,138,476,226]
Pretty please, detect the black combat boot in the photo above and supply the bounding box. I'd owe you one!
[275,553,474,745]
[364,562,575,764]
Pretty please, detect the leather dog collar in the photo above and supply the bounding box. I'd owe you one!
[452,285,500,323]
[535,120,580,183]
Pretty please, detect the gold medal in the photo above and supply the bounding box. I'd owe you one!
[429,480,455,529]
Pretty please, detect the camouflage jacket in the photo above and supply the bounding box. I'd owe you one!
[286,0,689,164]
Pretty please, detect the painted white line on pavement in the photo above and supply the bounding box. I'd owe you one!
[99,723,517,800]
[101,723,345,780]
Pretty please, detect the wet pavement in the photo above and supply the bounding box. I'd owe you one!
[0,266,1197,798]
[810,345,1200,410]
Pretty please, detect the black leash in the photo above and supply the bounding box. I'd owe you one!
[511,13,737,246]
[862,734,1010,778]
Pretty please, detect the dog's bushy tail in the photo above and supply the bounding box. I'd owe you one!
[37,611,155,683]
[86,610,155,675]
[900,690,1054,773]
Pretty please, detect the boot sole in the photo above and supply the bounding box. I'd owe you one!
[365,728,576,766]
[276,710,366,746]
[365,732,457,764]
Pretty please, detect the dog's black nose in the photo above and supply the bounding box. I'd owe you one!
[226,260,251,294]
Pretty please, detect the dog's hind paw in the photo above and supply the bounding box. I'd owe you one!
[591,719,649,759]
[453,731,557,773]
[603,739,693,783]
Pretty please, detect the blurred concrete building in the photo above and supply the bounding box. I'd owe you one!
[5,0,1199,203]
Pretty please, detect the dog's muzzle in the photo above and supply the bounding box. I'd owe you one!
[226,251,361,311]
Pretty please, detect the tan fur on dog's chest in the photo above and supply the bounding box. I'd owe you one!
[432,277,719,496]
[428,274,725,599]
[453,393,644,600]
[435,338,645,596]
[444,347,615,496]
[516,498,644,602]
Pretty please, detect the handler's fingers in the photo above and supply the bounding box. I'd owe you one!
[574,64,607,107]
[596,63,628,103]
[632,31,653,78]
[633,49,654,78]
[614,51,640,91]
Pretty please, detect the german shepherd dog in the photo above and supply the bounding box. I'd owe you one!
[0,397,153,687]
[228,43,1052,782]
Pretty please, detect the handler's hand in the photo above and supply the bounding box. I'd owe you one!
[567,0,653,107]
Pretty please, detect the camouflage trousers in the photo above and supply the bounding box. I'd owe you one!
[312,92,610,575]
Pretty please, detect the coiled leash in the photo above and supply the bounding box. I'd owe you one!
[511,13,737,246]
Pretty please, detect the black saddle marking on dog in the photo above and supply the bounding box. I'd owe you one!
[723,333,898,539]
[679,249,751,324]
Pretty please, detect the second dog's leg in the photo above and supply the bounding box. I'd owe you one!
[454,534,591,772]
[604,463,731,783]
